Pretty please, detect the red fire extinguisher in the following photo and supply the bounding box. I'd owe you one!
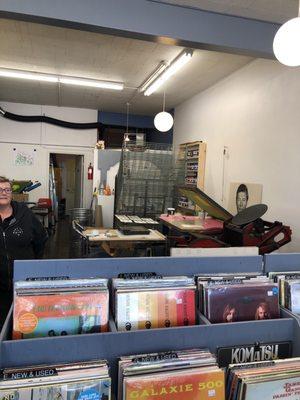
[88,163,93,180]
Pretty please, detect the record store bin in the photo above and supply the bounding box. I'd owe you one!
[1,255,300,398]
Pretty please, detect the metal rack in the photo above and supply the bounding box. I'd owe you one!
[115,141,184,218]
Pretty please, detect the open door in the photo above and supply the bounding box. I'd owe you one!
[50,153,84,218]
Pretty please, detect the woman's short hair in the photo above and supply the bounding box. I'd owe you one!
[0,176,11,186]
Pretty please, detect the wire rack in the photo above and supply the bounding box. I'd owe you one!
[115,141,185,218]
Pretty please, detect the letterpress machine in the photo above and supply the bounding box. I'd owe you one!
[164,186,292,255]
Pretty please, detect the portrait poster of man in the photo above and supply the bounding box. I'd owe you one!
[228,182,263,215]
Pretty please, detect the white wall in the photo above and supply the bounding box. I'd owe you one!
[0,102,97,208]
[174,59,300,252]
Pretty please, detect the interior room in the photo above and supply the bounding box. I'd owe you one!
[0,14,264,256]
[2,2,300,395]
[1,5,297,255]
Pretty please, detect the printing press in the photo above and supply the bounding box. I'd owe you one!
[169,186,292,255]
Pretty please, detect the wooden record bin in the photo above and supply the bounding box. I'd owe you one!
[177,140,207,212]
[0,255,299,399]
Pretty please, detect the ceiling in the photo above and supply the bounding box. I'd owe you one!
[0,18,254,115]
[156,0,298,24]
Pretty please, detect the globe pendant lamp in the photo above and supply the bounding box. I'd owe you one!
[273,1,300,67]
[154,92,174,132]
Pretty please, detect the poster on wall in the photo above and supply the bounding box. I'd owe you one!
[13,149,36,166]
[228,182,263,215]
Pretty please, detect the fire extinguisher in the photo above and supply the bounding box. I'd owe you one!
[88,163,93,180]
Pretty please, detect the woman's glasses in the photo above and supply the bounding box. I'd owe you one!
[0,188,12,194]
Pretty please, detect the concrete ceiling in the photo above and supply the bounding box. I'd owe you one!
[0,18,253,115]
[156,0,298,24]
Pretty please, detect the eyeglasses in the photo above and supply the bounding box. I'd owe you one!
[0,188,12,194]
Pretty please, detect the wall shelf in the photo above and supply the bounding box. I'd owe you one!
[178,141,206,212]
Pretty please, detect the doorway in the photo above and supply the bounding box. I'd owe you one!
[50,153,84,218]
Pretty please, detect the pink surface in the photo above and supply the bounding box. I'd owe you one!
[160,214,223,231]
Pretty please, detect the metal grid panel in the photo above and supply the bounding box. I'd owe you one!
[115,141,184,217]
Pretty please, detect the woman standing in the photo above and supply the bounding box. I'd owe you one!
[0,176,48,327]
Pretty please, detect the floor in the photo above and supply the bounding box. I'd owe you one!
[44,218,108,259]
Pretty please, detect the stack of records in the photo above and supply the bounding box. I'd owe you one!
[227,358,300,400]
[13,278,109,339]
[197,274,279,323]
[112,276,196,331]
[0,360,111,400]
[119,348,225,400]
[197,273,265,314]
[269,271,300,311]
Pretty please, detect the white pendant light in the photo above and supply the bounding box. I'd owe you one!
[273,1,300,67]
[154,93,174,132]
[154,112,174,132]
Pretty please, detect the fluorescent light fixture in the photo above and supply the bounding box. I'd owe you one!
[143,49,193,96]
[139,61,167,92]
[0,68,58,82]
[59,77,124,90]
[0,67,124,90]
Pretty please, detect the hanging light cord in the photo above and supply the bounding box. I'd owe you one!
[126,102,130,132]
[163,92,166,112]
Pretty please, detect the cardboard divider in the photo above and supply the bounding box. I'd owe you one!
[108,315,118,333]
[197,310,211,325]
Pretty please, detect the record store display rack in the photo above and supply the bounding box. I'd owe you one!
[2,254,300,398]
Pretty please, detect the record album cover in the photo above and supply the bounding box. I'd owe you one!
[13,291,109,339]
[289,281,300,314]
[206,283,279,323]
[0,378,111,400]
[0,361,111,400]
[123,367,225,400]
[116,288,195,331]
[243,374,300,400]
